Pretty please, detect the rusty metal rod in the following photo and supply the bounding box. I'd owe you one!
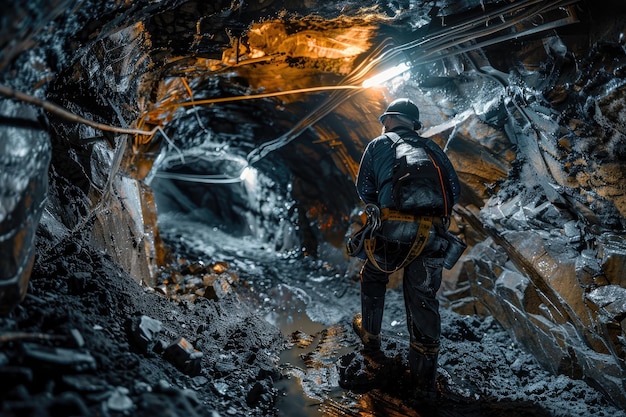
[0,84,157,136]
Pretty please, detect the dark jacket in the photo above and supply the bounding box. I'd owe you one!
[356,127,461,212]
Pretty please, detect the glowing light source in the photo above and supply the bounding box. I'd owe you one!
[362,62,411,88]
[239,166,254,182]
[239,165,257,189]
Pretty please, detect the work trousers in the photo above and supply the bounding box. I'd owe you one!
[360,227,448,348]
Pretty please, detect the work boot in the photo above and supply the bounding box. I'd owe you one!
[352,313,381,352]
[353,293,385,352]
[408,343,439,403]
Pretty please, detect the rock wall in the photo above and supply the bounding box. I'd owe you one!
[0,102,51,314]
[439,45,626,406]
[40,14,166,287]
[462,218,626,407]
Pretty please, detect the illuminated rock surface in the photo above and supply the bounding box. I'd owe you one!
[0,102,50,315]
[1,0,626,416]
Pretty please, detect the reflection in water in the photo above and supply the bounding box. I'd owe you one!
[157,211,358,417]
[272,309,327,417]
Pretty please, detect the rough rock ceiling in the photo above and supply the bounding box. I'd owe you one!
[3,0,626,411]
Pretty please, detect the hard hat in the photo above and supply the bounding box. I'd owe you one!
[378,98,420,125]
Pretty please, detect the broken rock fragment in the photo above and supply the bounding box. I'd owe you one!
[204,274,233,300]
[163,337,203,376]
[106,386,134,412]
[21,342,97,372]
[128,315,163,354]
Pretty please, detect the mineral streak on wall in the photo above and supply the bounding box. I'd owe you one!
[0,103,51,315]
[42,15,165,289]
[90,172,162,288]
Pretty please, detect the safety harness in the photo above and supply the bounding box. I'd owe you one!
[348,203,433,274]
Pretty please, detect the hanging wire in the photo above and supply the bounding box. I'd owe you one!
[0,0,580,166]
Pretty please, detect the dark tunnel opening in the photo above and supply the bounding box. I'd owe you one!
[146,89,365,258]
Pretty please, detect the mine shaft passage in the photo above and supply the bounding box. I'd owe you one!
[2,1,626,416]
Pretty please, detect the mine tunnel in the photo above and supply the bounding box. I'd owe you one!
[2,1,626,416]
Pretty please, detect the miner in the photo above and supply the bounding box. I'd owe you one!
[348,98,461,400]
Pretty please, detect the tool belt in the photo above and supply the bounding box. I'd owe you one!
[347,204,437,273]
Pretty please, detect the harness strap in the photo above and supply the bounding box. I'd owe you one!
[381,208,417,222]
[364,214,433,274]
[382,208,447,227]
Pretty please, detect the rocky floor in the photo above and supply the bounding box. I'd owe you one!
[0,214,625,417]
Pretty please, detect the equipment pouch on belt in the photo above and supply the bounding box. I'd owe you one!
[442,231,467,269]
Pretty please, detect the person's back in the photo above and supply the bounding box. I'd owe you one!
[350,98,461,401]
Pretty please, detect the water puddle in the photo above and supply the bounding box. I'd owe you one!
[266,309,327,417]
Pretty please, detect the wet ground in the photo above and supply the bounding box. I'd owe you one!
[0,210,625,417]
[157,212,626,417]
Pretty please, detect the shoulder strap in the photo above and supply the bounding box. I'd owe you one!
[379,133,402,190]
[384,132,402,147]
